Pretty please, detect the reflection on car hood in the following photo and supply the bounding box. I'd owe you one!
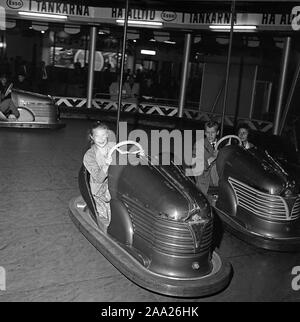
[108,157,211,222]
[218,146,299,196]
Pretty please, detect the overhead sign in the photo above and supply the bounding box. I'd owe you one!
[111,7,156,21]
[110,7,237,25]
[28,0,90,16]
[6,0,23,10]
[109,7,300,29]
[1,0,299,31]
[4,0,93,17]
[161,11,177,22]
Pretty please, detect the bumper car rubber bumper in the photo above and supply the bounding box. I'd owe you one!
[215,207,300,252]
[69,196,232,298]
[0,121,65,129]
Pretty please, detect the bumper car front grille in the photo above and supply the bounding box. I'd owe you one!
[229,177,300,221]
[123,196,213,255]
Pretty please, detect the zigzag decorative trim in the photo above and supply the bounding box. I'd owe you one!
[54,96,274,133]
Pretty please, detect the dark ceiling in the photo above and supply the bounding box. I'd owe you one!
[48,1,299,14]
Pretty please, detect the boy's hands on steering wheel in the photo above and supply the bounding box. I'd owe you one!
[106,155,113,165]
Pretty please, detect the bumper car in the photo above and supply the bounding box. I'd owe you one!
[208,135,300,252]
[0,89,65,129]
[69,141,232,297]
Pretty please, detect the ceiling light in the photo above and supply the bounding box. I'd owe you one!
[116,19,163,27]
[18,11,68,20]
[140,49,156,55]
[164,40,176,44]
[209,25,257,31]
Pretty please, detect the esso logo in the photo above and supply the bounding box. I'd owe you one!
[6,0,23,10]
[161,11,177,22]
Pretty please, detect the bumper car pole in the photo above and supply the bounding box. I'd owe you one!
[279,49,300,136]
[273,37,292,135]
[116,0,129,142]
[86,26,97,109]
[178,33,192,118]
[220,0,235,137]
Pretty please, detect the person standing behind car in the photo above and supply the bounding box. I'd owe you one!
[109,75,124,101]
[36,61,48,94]
[194,120,220,194]
[13,72,31,91]
[123,75,140,104]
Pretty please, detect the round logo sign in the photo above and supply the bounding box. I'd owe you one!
[6,0,24,10]
[161,11,177,22]
[74,50,104,71]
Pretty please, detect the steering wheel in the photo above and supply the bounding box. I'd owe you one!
[108,140,145,158]
[215,135,242,150]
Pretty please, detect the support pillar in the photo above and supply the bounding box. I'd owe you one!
[116,0,129,141]
[273,37,292,135]
[87,26,97,108]
[220,0,235,137]
[178,33,192,118]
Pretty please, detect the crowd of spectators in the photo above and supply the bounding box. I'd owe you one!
[95,66,182,104]
[0,56,53,93]
[0,56,202,104]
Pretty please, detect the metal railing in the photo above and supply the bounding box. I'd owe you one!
[54,95,274,133]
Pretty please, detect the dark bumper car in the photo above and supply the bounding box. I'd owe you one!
[69,141,232,297]
[0,89,65,129]
[209,135,300,252]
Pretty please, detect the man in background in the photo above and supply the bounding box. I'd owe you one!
[194,120,220,194]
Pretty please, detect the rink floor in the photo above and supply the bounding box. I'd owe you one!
[0,119,299,302]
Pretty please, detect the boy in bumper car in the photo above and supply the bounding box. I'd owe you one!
[83,122,116,231]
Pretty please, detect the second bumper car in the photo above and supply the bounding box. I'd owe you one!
[0,89,65,129]
[207,136,300,252]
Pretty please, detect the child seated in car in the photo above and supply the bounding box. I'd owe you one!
[194,120,220,194]
[83,122,116,228]
[237,123,254,150]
